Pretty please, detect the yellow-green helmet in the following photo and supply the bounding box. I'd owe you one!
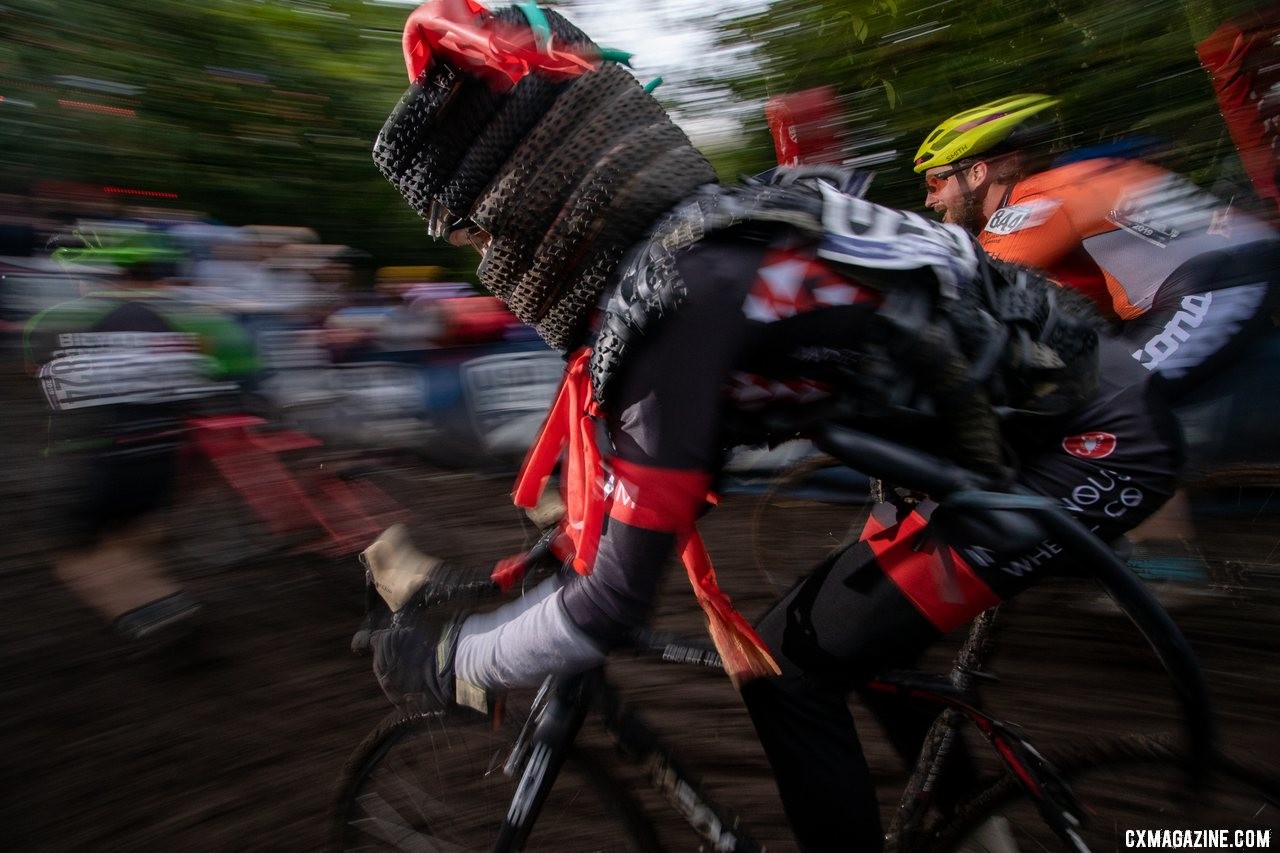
[913,94,1059,173]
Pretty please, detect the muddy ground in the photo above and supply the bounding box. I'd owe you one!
[1,368,1278,852]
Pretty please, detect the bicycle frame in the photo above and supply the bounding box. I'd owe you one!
[184,414,408,557]
[488,613,1101,852]
[872,608,1091,850]
[497,634,768,853]
[812,424,1216,779]
[420,424,1218,851]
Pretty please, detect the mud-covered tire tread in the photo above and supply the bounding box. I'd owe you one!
[373,7,597,223]
[434,74,570,221]
[470,63,638,235]
[405,78,507,202]
[531,143,716,348]
[486,83,668,283]
[519,121,690,307]
[373,65,464,212]
[476,83,668,305]
[432,7,596,220]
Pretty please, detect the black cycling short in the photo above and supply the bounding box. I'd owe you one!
[59,433,180,547]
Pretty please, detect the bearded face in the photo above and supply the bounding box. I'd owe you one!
[923,162,989,232]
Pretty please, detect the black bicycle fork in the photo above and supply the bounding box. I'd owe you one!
[494,659,768,852]
[494,673,594,851]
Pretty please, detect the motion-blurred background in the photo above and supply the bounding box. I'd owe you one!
[1,1,1277,850]
[3,0,1274,266]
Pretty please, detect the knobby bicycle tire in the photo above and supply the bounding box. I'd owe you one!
[932,733,1280,852]
[331,707,659,853]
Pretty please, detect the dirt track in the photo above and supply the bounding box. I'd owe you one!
[1,370,1278,852]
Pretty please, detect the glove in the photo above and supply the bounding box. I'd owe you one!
[368,598,462,711]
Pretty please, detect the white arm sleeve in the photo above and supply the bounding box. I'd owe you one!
[454,575,608,690]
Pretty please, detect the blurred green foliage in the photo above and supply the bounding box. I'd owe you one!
[0,0,469,270]
[704,0,1273,212]
[1,0,1271,270]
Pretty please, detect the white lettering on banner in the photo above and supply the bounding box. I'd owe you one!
[37,348,233,411]
[56,331,196,351]
[1124,828,1271,848]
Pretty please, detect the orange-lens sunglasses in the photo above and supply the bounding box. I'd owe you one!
[924,162,972,193]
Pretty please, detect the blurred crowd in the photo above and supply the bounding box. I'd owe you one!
[0,189,564,661]
[0,187,547,379]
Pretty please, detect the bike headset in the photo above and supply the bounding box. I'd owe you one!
[913,94,1060,218]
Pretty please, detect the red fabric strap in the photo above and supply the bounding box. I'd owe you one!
[512,349,603,574]
[607,458,710,532]
[863,508,1001,632]
[511,348,780,686]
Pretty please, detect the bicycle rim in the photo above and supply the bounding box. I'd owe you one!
[331,708,655,852]
[937,734,1280,852]
[748,454,873,594]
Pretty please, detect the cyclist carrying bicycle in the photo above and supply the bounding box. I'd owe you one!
[364,4,1184,849]
[916,94,1280,404]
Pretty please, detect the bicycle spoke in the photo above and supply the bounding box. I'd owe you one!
[351,793,464,853]
[334,710,653,852]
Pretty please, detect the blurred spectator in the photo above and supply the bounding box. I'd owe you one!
[189,232,279,311]
[24,232,249,659]
[0,192,39,257]
[1196,6,1280,226]
[270,242,360,322]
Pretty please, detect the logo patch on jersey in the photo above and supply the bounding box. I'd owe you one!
[1107,174,1217,247]
[1062,432,1117,459]
[983,200,1060,236]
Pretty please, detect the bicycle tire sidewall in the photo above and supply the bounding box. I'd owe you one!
[328,706,661,853]
[328,708,443,852]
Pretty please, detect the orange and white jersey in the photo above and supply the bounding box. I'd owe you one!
[979,158,1275,320]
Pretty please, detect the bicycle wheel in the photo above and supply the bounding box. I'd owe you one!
[936,734,1280,852]
[749,454,875,594]
[331,707,657,852]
